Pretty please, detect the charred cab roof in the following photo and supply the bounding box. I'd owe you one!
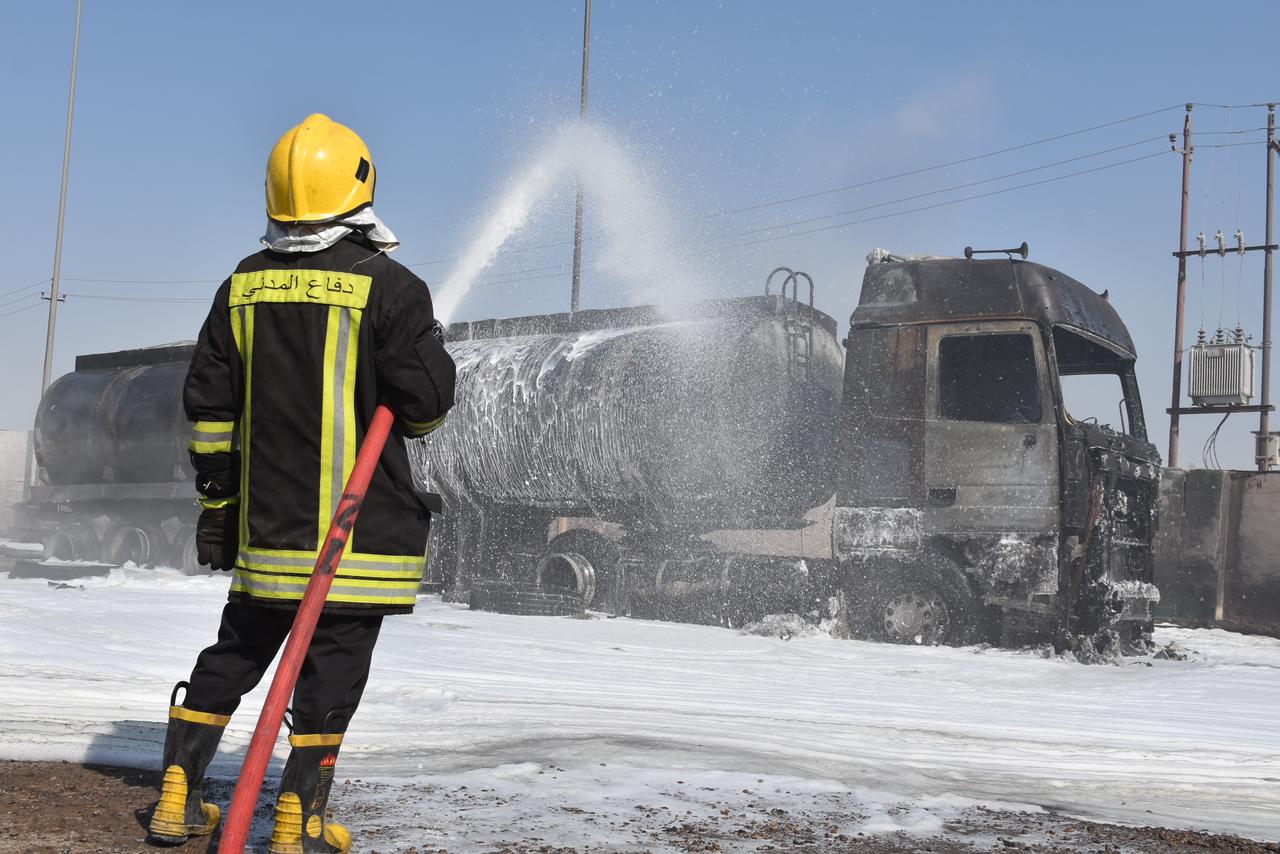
[853,258,1136,359]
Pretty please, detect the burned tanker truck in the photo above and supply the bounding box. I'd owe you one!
[418,249,1162,648]
[18,248,1160,648]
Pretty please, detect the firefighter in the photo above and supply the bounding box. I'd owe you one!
[147,114,456,852]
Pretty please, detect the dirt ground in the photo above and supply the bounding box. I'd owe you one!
[1,761,1276,854]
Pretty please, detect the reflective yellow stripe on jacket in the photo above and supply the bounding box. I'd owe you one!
[401,414,446,437]
[229,547,426,607]
[188,420,237,454]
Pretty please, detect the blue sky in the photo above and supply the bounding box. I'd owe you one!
[2,0,1278,467]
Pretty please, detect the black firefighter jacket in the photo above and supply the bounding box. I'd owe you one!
[183,234,456,615]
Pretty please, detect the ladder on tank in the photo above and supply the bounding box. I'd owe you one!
[765,267,815,382]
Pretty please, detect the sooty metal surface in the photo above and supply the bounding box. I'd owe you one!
[412,296,844,530]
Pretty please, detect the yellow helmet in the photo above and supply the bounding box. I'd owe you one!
[265,113,376,224]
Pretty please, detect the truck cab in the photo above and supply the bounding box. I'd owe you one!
[833,252,1161,649]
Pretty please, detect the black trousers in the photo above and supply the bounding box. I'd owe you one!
[182,601,383,735]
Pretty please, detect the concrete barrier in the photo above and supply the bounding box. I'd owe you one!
[1222,472,1280,633]
[0,430,32,537]
[1155,467,1280,636]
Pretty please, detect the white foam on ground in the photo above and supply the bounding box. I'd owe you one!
[0,540,42,552]
[0,569,1276,845]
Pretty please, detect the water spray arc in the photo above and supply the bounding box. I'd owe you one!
[432,123,710,326]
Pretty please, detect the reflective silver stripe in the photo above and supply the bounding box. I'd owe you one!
[190,429,234,444]
[232,571,309,591]
[331,308,351,523]
[231,571,418,603]
[238,549,424,573]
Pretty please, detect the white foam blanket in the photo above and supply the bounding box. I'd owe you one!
[0,566,1276,848]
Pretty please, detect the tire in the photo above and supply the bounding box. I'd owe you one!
[468,579,585,617]
[535,551,597,606]
[102,526,153,567]
[43,531,78,562]
[546,530,620,607]
[178,529,204,576]
[866,559,983,646]
[42,528,99,563]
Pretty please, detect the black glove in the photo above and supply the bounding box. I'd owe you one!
[196,507,239,571]
[430,319,446,343]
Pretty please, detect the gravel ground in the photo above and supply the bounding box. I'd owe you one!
[1,761,1275,854]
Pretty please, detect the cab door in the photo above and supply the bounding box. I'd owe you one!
[922,321,1059,537]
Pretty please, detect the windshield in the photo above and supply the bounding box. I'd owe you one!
[1053,326,1147,440]
[1059,372,1130,432]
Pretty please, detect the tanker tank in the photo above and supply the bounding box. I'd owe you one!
[35,344,195,486]
[23,343,199,568]
[410,294,843,532]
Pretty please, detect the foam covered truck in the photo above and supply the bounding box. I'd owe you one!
[21,249,1160,649]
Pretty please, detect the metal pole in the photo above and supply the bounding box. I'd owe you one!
[1257,104,1276,471]
[41,0,83,393]
[569,0,591,314]
[1168,104,1193,468]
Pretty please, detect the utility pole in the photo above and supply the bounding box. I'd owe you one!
[1167,104,1193,468]
[1257,104,1277,471]
[1166,102,1279,470]
[41,0,83,393]
[569,0,591,314]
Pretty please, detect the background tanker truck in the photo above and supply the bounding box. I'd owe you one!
[17,249,1161,649]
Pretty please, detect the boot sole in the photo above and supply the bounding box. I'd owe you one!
[148,802,220,846]
[148,824,217,846]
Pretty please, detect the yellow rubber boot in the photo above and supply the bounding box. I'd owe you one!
[268,733,351,853]
[148,682,229,845]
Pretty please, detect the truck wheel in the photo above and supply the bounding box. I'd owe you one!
[546,530,620,608]
[872,562,982,646]
[43,531,78,562]
[43,528,99,563]
[535,551,596,606]
[103,526,152,567]
[468,579,585,617]
[178,529,204,576]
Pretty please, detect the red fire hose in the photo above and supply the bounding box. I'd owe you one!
[218,404,396,853]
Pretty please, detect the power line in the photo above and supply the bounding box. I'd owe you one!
[46,151,1175,302]
[445,150,1169,282]
[1199,141,1270,149]
[57,261,578,296]
[430,130,1190,288]
[0,279,50,301]
[61,293,209,303]
[715,150,1169,251]
[402,237,575,271]
[726,135,1168,240]
[58,147,1173,299]
[0,291,43,310]
[53,106,1278,298]
[403,119,1265,270]
[1196,127,1267,135]
[62,276,220,285]
[704,103,1187,219]
[481,268,593,288]
[1193,101,1279,109]
[478,261,573,284]
[0,302,43,319]
[50,105,1273,302]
